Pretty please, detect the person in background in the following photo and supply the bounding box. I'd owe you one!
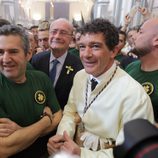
[31,18,83,110]
[36,29,50,53]
[69,28,81,57]
[28,31,37,56]
[30,25,38,49]
[125,18,158,125]
[117,29,138,69]
[115,30,127,66]
[0,25,62,158]
[36,21,50,53]
[47,18,154,158]
[0,18,10,27]
[26,31,36,69]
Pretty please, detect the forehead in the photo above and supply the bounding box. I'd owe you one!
[119,34,125,40]
[128,30,137,36]
[31,28,38,31]
[141,19,158,31]
[38,30,49,36]
[79,33,105,43]
[0,35,22,48]
[50,20,72,32]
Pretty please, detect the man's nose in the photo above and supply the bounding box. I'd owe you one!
[2,52,11,62]
[84,47,93,57]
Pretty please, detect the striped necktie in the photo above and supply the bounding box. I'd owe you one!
[49,59,59,84]
[91,78,98,91]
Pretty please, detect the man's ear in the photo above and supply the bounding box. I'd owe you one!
[153,35,158,47]
[111,46,119,58]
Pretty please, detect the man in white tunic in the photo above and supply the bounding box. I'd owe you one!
[47,18,154,158]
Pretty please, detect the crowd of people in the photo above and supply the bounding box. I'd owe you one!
[0,5,157,158]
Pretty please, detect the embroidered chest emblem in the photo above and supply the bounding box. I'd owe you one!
[35,90,46,104]
[65,65,74,75]
[142,82,154,95]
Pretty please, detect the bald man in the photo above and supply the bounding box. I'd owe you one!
[126,18,158,123]
[31,18,83,109]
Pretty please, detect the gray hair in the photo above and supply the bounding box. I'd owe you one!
[0,25,30,55]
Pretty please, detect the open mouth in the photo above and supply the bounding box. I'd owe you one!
[3,65,15,71]
[84,61,96,67]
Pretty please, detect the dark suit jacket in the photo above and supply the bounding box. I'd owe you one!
[31,50,83,109]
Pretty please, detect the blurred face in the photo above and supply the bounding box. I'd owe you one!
[79,33,117,77]
[38,30,49,50]
[0,35,31,83]
[49,19,73,55]
[31,27,38,36]
[31,27,38,41]
[134,20,156,57]
[75,32,81,42]
[127,30,138,47]
[118,34,126,52]
[28,32,36,55]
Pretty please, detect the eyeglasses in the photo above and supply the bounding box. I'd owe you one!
[50,29,72,37]
[38,38,49,42]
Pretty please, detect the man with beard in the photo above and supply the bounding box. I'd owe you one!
[125,18,158,124]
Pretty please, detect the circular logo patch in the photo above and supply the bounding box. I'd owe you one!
[142,82,154,96]
[35,90,46,104]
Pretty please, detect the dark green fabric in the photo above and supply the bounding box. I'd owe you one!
[0,70,60,157]
[125,60,158,122]
[69,47,80,57]
[115,53,124,62]
[0,70,60,126]
[26,62,34,70]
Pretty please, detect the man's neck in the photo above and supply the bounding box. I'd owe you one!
[140,53,158,71]
[52,49,67,58]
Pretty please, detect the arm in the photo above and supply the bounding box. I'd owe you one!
[41,107,62,136]
[0,118,22,137]
[48,75,115,158]
[0,107,62,138]
[138,6,151,21]
[121,14,131,32]
[0,107,62,158]
[0,115,51,157]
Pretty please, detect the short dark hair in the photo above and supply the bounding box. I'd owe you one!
[0,25,30,54]
[127,25,140,34]
[80,18,119,50]
[30,25,38,30]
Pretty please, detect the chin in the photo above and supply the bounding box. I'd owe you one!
[85,69,97,77]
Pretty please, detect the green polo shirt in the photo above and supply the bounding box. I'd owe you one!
[126,60,158,122]
[0,70,60,126]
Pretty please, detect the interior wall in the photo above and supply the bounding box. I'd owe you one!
[69,1,93,23]
[54,2,69,20]
[30,1,45,20]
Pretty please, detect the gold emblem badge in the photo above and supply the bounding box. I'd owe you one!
[65,65,74,75]
[142,82,154,95]
[35,90,46,104]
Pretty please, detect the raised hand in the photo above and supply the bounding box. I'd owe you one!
[138,7,149,16]
[124,14,132,26]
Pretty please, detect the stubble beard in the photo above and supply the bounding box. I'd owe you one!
[130,46,151,58]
